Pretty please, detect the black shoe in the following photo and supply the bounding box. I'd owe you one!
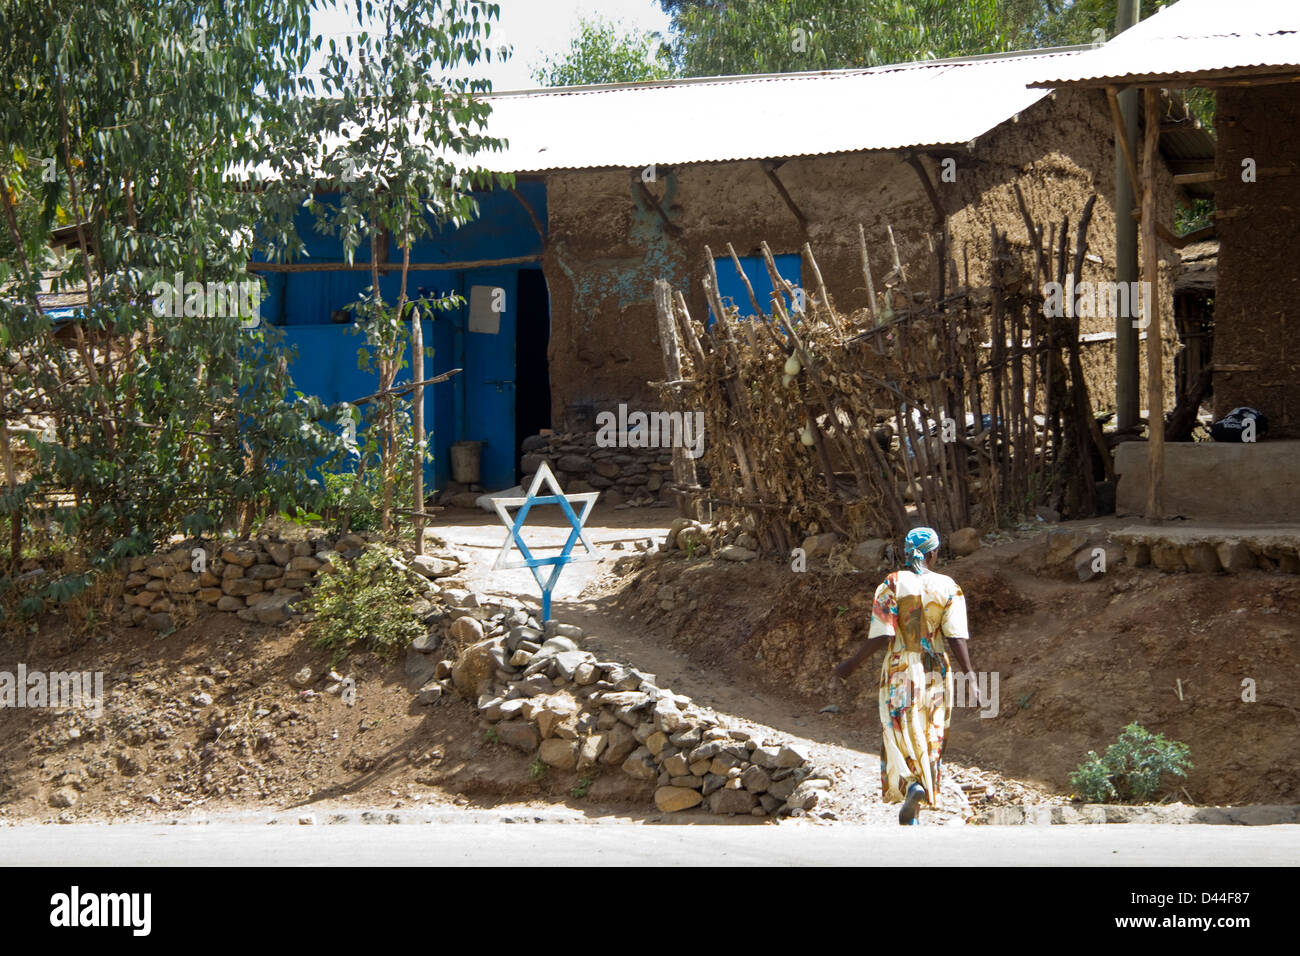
[899,782,926,825]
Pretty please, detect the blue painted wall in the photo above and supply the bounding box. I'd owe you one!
[255,181,546,491]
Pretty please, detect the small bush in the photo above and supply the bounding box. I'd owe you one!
[1071,723,1192,803]
[528,758,548,781]
[305,545,426,664]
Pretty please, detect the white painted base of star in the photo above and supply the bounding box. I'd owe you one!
[490,462,601,572]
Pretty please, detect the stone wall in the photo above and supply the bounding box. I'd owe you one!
[416,611,828,817]
[116,533,465,631]
[518,431,678,509]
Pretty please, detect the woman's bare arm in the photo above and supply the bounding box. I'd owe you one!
[834,634,891,679]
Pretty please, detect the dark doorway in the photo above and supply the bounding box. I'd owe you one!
[514,268,551,480]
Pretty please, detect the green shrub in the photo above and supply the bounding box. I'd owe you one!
[1070,723,1192,803]
[305,545,426,664]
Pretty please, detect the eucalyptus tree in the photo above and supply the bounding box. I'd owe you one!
[260,0,512,547]
[531,16,675,87]
[657,0,1012,76]
[0,0,344,592]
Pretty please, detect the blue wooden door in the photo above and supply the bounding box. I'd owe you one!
[462,268,517,489]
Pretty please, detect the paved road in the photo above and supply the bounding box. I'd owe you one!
[3,822,1298,866]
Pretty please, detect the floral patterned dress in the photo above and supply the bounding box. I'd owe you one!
[867,568,970,805]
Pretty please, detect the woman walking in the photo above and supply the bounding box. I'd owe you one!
[835,527,979,825]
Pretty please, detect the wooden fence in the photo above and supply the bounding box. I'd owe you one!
[654,192,1113,555]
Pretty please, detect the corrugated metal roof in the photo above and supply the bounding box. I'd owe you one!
[474,47,1092,173]
[1029,0,1300,86]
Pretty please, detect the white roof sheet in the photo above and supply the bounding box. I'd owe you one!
[1029,0,1300,86]
[475,47,1090,173]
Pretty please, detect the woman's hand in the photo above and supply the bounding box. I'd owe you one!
[834,658,857,680]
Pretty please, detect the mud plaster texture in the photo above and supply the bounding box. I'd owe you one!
[539,87,1179,427]
[1212,85,1300,437]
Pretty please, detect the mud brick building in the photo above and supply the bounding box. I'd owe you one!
[257,45,1209,494]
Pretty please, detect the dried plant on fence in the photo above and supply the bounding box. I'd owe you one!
[653,206,1108,556]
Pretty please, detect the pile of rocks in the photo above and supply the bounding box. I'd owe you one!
[117,533,466,631]
[519,431,677,509]
[659,515,913,573]
[415,616,829,817]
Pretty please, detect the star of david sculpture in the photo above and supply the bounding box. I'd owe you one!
[489,462,600,622]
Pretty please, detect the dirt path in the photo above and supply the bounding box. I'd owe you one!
[432,504,1063,824]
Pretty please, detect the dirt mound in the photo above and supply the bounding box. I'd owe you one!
[612,540,1300,806]
[0,614,650,822]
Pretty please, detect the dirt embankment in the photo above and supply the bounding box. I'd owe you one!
[611,530,1300,806]
[0,615,648,823]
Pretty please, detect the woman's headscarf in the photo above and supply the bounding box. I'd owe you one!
[904,527,940,574]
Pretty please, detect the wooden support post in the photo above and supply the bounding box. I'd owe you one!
[759,161,808,233]
[0,377,19,569]
[858,223,878,324]
[1142,87,1166,521]
[655,279,699,519]
[410,281,426,555]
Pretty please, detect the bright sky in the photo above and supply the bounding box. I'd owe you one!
[308,0,673,92]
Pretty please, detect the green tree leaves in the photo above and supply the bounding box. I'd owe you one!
[0,0,343,569]
[531,16,674,87]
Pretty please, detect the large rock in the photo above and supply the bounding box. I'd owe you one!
[801,532,839,559]
[451,638,500,695]
[709,788,758,815]
[850,539,888,570]
[717,545,757,562]
[249,594,294,625]
[449,616,485,644]
[741,764,772,793]
[621,746,658,781]
[516,674,554,697]
[601,723,638,765]
[949,527,981,556]
[1216,539,1255,572]
[1045,530,1093,567]
[220,547,256,568]
[265,541,293,566]
[222,578,263,597]
[578,733,607,768]
[411,632,441,653]
[535,694,580,739]
[662,752,691,777]
[411,554,457,579]
[655,786,704,813]
[557,454,592,473]
[652,698,688,734]
[552,650,595,681]
[167,571,200,594]
[1182,543,1221,573]
[405,649,439,688]
[776,744,809,768]
[1150,543,1186,572]
[496,721,540,752]
[506,625,544,652]
[416,681,443,705]
[539,738,578,770]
